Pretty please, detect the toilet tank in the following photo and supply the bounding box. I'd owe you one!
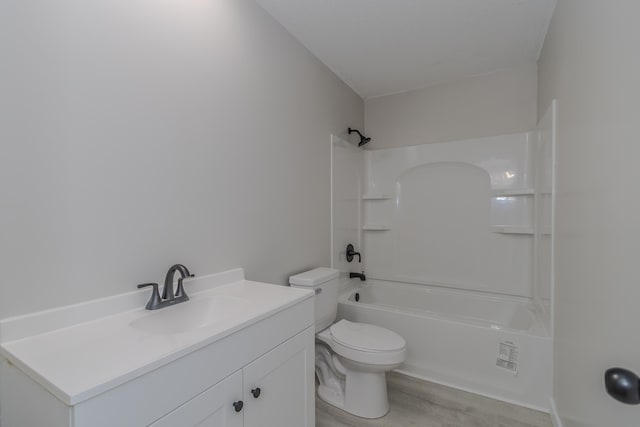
[289,268,339,332]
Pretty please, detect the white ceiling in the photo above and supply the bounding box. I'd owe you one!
[254,0,556,99]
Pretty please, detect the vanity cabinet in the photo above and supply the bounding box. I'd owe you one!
[0,274,315,427]
[150,329,312,427]
[1,322,314,427]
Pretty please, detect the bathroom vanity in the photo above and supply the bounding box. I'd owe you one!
[0,269,315,427]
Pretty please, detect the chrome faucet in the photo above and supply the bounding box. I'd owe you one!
[137,264,194,310]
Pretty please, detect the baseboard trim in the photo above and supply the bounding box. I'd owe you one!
[549,397,563,427]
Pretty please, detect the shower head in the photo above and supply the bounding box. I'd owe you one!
[348,128,371,147]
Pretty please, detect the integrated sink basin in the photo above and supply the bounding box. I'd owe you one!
[129,294,250,335]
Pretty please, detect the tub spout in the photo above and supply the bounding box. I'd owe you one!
[350,271,366,281]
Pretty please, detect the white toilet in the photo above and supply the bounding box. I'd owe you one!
[289,268,406,419]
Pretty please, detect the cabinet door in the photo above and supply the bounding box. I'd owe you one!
[243,327,315,427]
[149,370,243,427]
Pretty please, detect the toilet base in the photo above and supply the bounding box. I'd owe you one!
[317,369,390,419]
[314,323,406,419]
[317,384,345,410]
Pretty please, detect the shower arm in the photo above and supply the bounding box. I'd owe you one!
[348,128,365,140]
[348,127,371,147]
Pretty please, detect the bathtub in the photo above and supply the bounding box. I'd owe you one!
[337,279,552,411]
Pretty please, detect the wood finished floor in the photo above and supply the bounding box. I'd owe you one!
[316,372,552,427]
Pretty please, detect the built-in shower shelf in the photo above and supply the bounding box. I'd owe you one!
[362,194,392,200]
[362,224,391,231]
[491,226,534,235]
[490,188,535,197]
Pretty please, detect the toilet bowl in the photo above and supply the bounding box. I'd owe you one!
[316,319,406,418]
[289,268,407,419]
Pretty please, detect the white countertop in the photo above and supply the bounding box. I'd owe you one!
[0,269,313,406]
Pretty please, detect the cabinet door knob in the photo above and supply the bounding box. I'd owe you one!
[233,400,244,412]
[251,387,261,398]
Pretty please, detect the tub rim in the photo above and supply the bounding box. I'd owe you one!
[338,281,550,337]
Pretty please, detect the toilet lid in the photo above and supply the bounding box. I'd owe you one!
[329,320,406,352]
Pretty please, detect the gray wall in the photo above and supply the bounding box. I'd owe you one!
[364,63,537,149]
[538,1,640,426]
[0,0,363,318]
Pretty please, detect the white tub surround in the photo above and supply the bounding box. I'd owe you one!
[0,269,315,427]
[341,130,556,412]
[534,101,555,332]
[331,134,365,276]
[338,281,552,412]
[363,132,536,298]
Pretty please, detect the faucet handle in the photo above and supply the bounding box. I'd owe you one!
[346,244,362,263]
[137,283,162,310]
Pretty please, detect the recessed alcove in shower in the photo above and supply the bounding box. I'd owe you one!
[393,162,493,289]
[330,104,555,411]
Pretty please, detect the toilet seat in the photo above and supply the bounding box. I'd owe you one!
[317,320,407,366]
[330,320,406,352]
